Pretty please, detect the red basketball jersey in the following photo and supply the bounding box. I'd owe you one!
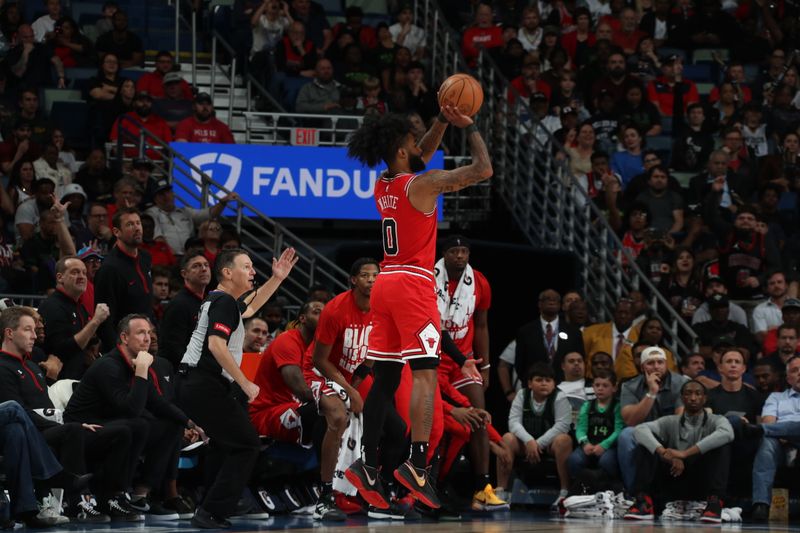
[311,290,372,382]
[375,172,437,273]
[250,329,309,412]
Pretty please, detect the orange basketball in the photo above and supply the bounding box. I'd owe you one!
[438,73,484,117]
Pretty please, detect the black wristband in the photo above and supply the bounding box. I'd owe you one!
[437,111,448,124]
[353,363,372,380]
[464,124,478,135]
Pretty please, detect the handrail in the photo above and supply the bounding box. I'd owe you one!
[172,0,198,86]
[112,114,350,304]
[415,0,697,356]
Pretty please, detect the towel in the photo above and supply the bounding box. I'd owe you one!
[332,412,362,496]
[434,258,476,340]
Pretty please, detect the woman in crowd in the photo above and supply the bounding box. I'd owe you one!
[611,124,645,188]
[51,17,95,68]
[6,160,35,207]
[565,121,596,176]
[87,52,123,146]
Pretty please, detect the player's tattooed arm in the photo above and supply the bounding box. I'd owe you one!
[417,119,448,163]
[423,131,492,192]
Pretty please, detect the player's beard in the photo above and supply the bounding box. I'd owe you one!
[409,154,426,173]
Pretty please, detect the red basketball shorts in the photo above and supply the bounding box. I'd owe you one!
[367,269,441,364]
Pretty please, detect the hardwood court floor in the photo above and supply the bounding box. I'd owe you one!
[41,510,800,533]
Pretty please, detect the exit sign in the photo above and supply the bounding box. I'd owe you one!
[291,128,319,146]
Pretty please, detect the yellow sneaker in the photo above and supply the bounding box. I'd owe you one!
[471,484,510,511]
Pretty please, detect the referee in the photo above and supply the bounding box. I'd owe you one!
[177,247,297,529]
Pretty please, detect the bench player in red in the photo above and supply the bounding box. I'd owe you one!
[344,108,493,509]
[434,235,508,511]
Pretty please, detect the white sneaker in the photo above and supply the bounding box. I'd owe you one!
[38,493,70,525]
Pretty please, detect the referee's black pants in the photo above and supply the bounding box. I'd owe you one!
[178,370,259,518]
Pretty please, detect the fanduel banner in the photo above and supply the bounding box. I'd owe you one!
[170,143,444,220]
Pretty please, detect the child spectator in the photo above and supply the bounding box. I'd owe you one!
[355,77,386,115]
[497,362,573,508]
[567,370,623,480]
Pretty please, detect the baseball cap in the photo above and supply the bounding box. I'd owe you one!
[712,335,736,351]
[561,106,577,116]
[640,346,667,364]
[440,234,470,252]
[132,158,153,169]
[661,53,681,65]
[531,92,548,103]
[194,92,213,104]
[543,25,560,36]
[59,183,87,202]
[708,293,730,308]
[702,260,724,285]
[134,91,153,101]
[153,178,173,195]
[77,245,103,262]
[783,298,800,311]
[163,72,183,85]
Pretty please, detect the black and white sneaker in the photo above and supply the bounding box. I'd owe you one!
[106,496,145,522]
[255,488,286,514]
[74,496,110,523]
[147,501,180,521]
[312,493,346,521]
[368,502,422,520]
[127,495,150,512]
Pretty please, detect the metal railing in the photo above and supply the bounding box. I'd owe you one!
[414,0,697,356]
[112,115,350,305]
[0,294,47,308]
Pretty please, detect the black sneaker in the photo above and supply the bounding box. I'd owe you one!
[751,502,769,522]
[106,496,144,522]
[162,497,194,519]
[278,486,304,512]
[127,495,150,512]
[368,502,422,520]
[623,494,655,521]
[147,501,179,521]
[393,461,441,509]
[191,506,231,529]
[74,496,110,523]
[345,459,389,510]
[701,496,723,523]
[312,493,346,521]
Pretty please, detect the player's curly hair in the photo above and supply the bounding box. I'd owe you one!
[347,113,412,168]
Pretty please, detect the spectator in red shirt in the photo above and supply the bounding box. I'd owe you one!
[140,213,177,267]
[560,7,595,66]
[709,61,752,104]
[174,93,235,144]
[136,50,193,100]
[109,91,173,157]
[646,54,699,116]
[612,7,646,55]
[462,3,503,68]
[507,56,551,106]
[332,6,377,50]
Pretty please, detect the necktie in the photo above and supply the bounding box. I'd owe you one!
[545,323,555,360]
[614,332,625,360]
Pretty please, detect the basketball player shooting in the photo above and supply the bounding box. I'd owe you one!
[344,104,492,510]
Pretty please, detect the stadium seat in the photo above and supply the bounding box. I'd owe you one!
[660,115,673,135]
[41,89,84,116]
[316,0,343,13]
[50,101,90,150]
[347,0,387,13]
[682,64,712,81]
[696,82,715,96]
[693,48,728,63]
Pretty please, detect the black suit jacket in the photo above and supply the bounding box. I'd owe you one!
[515,317,585,383]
